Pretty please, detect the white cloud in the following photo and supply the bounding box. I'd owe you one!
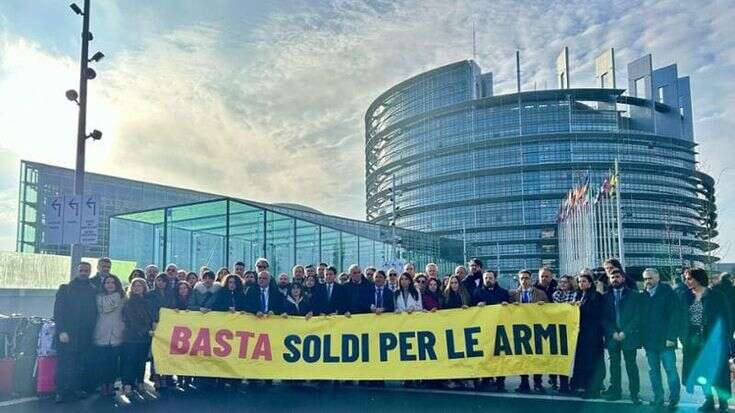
[0,0,733,262]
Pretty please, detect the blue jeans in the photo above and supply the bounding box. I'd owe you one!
[645,347,680,402]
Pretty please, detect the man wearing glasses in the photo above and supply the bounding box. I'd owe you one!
[164,263,178,295]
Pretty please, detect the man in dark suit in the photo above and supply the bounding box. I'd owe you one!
[510,269,548,394]
[533,266,558,390]
[244,271,284,316]
[53,262,97,403]
[88,257,113,291]
[344,264,372,316]
[462,258,484,295]
[641,268,681,408]
[602,269,642,403]
[322,266,346,314]
[533,266,557,302]
[473,270,510,392]
[369,270,395,314]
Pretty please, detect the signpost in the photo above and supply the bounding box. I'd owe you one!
[46,196,64,245]
[44,194,99,246]
[80,195,99,244]
[63,195,81,244]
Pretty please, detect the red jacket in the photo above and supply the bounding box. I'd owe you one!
[422,292,441,311]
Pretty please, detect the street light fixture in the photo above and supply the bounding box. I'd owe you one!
[69,3,83,15]
[89,51,104,62]
[87,130,102,140]
[65,89,79,103]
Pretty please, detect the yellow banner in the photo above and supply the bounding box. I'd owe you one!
[152,304,579,380]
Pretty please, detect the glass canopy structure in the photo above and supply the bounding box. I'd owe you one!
[109,198,463,275]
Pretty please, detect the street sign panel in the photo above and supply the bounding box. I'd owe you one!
[45,196,64,245]
[44,194,101,246]
[80,195,99,245]
[62,195,81,245]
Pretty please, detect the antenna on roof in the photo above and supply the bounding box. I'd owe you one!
[472,20,477,60]
[516,50,521,94]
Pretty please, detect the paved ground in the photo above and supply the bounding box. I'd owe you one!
[0,383,719,413]
[0,349,725,412]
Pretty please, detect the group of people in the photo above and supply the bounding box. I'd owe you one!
[52,256,734,411]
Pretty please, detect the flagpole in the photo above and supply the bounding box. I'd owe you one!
[603,185,615,259]
[614,159,625,270]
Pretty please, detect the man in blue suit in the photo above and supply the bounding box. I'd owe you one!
[322,266,346,314]
[369,270,395,314]
[602,269,642,404]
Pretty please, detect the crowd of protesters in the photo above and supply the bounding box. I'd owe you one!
[52,256,734,411]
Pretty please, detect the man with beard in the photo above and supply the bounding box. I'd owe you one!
[473,270,510,392]
[641,268,680,408]
[462,259,483,295]
[276,273,290,296]
[89,257,113,291]
[602,269,642,404]
[144,264,158,290]
[292,265,306,286]
[53,262,97,402]
[509,269,548,394]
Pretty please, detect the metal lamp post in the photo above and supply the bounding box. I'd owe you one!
[67,0,104,277]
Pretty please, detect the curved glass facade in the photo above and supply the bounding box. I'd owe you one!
[365,60,718,277]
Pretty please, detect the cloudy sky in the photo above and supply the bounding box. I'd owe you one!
[0,0,734,261]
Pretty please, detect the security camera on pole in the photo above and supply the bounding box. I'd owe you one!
[67,0,104,278]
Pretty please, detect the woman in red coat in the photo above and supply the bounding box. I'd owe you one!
[422,278,442,311]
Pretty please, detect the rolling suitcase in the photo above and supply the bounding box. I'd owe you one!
[0,357,14,396]
[36,356,56,393]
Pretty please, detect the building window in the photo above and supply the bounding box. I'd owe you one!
[657,86,665,103]
[635,77,647,99]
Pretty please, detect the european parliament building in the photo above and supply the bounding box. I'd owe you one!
[365,49,718,278]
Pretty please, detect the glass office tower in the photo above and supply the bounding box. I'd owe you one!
[365,57,718,278]
[109,198,463,274]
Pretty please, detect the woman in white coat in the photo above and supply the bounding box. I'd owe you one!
[395,272,423,313]
[394,271,423,388]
